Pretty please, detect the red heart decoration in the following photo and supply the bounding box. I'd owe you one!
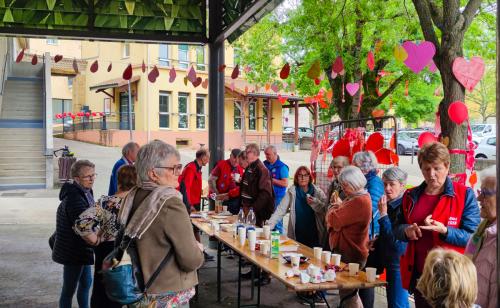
[371,109,385,118]
[366,132,384,152]
[332,139,351,158]
[54,54,63,63]
[367,51,375,71]
[73,58,79,74]
[447,101,468,124]
[187,67,197,83]
[85,112,90,117]
[71,115,76,119]
[375,148,395,165]
[192,77,202,87]
[452,56,485,92]
[152,65,159,78]
[91,112,97,117]
[332,56,344,74]
[418,132,437,147]
[123,64,132,80]
[202,78,208,89]
[31,54,38,65]
[107,62,112,72]
[141,60,146,73]
[280,63,290,79]
[90,60,98,73]
[16,49,24,63]
[169,67,176,83]
[231,65,240,79]
[314,78,320,85]
[148,69,157,83]
[218,64,226,72]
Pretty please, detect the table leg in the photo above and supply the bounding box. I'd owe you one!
[250,265,255,299]
[217,240,222,303]
[318,291,331,308]
[238,254,242,308]
[256,268,261,307]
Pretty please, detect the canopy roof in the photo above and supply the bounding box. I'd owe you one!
[0,0,282,44]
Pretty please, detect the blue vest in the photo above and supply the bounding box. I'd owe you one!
[264,158,288,199]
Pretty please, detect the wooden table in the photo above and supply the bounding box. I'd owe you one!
[192,213,385,307]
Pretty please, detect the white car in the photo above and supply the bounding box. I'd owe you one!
[472,124,496,145]
[475,136,496,160]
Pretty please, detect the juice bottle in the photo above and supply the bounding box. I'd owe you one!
[271,231,280,259]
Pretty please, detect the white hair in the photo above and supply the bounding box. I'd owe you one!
[330,156,350,168]
[352,151,378,173]
[382,167,408,185]
[338,166,367,191]
[265,145,277,154]
[135,140,180,185]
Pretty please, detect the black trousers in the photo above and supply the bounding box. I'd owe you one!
[91,241,122,308]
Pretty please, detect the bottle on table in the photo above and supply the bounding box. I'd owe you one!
[237,207,246,234]
[270,231,280,259]
[246,207,256,232]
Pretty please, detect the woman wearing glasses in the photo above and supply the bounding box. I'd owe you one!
[268,166,327,248]
[393,142,480,308]
[52,159,97,308]
[118,140,204,308]
[465,165,497,308]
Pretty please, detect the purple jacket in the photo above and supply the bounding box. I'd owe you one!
[466,222,497,308]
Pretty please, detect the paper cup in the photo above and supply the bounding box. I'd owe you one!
[313,247,323,260]
[365,267,377,282]
[222,205,228,212]
[331,254,341,266]
[238,227,246,246]
[291,254,301,270]
[247,230,256,242]
[263,225,271,240]
[233,226,238,238]
[348,263,359,276]
[234,173,241,182]
[322,251,332,264]
[261,242,270,256]
[249,238,256,251]
[211,222,220,232]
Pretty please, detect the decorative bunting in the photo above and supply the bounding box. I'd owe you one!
[393,45,408,62]
[202,78,208,89]
[141,60,146,73]
[187,66,197,83]
[231,65,240,79]
[123,63,132,80]
[452,56,485,92]
[345,82,360,96]
[31,54,37,65]
[332,56,344,74]
[280,63,290,79]
[90,60,98,73]
[218,64,226,72]
[15,49,24,63]
[192,77,202,87]
[73,58,79,74]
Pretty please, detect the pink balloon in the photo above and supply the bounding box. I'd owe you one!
[448,101,468,124]
[418,132,437,147]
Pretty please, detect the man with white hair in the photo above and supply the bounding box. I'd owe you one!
[264,145,289,234]
[108,142,139,196]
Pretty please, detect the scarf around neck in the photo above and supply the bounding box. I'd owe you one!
[465,219,493,261]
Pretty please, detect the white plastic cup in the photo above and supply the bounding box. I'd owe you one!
[291,254,301,270]
[263,225,271,240]
[234,173,241,182]
[261,242,270,256]
[331,254,341,266]
[313,247,323,260]
[322,251,332,264]
[222,205,228,213]
[211,222,220,232]
[348,263,359,276]
[249,238,256,251]
[238,227,246,246]
[365,267,377,282]
[247,230,256,242]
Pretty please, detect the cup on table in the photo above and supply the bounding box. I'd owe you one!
[331,254,341,266]
[233,173,241,182]
[322,251,332,264]
[248,230,256,251]
[291,254,301,270]
[263,225,271,240]
[233,226,238,238]
[261,241,270,256]
[249,238,256,251]
[348,263,359,276]
[365,267,377,282]
[238,227,246,246]
[313,247,323,260]
[222,205,228,213]
[211,222,220,232]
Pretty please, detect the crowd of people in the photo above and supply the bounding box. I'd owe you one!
[50,140,497,308]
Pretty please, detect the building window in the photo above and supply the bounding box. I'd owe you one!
[159,44,169,67]
[178,93,189,129]
[196,46,206,71]
[178,45,189,69]
[196,96,206,129]
[233,47,240,66]
[122,43,130,58]
[159,92,170,128]
[47,38,58,45]
[234,101,242,130]
[263,99,269,131]
[67,77,73,88]
[248,101,256,130]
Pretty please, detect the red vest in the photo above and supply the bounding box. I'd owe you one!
[399,182,467,290]
[178,161,202,206]
[209,159,243,198]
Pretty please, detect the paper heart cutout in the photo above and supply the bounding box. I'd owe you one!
[332,139,350,158]
[345,82,360,96]
[393,45,408,62]
[375,148,395,165]
[107,62,112,72]
[371,109,385,118]
[307,60,321,79]
[452,56,485,92]
[231,65,240,79]
[402,41,436,74]
[31,54,37,65]
[73,58,79,74]
[16,49,24,63]
[141,60,146,73]
[367,51,375,71]
[332,56,344,74]
[265,83,271,91]
[428,60,437,73]
[54,54,63,63]
[271,83,279,92]
[183,76,188,86]
[202,78,208,89]
[152,65,159,78]
[280,63,290,79]
[147,68,157,83]
[366,132,384,152]
[187,66,197,83]
[330,70,337,79]
[169,67,176,83]
[192,77,202,87]
[90,60,98,73]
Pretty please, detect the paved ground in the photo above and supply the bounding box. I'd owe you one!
[0,138,421,307]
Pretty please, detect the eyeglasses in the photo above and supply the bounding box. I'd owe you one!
[298,174,310,179]
[155,164,183,175]
[477,189,496,198]
[80,174,97,180]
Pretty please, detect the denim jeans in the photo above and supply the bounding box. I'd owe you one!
[386,263,409,308]
[273,196,285,234]
[59,264,92,308]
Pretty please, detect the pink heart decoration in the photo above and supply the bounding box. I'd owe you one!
[428,60,437,73]
[402,41,436,74]
[346,82,360,96]
[452,56,485,92]
[230,82,235,92]
[202,78,208,89]
[169,67,176,83]
[271,83,279,93]
[187,67,197,83]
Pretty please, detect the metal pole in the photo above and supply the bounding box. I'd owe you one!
[128,80,133,141]
[146,44,151,143]
[496,0,500,301]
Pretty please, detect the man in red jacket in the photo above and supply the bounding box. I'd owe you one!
[178,148,210,212]
[208,148,244,214]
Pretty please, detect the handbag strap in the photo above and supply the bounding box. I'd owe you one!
[143,248,175,292]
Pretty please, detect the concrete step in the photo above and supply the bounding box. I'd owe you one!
[0,150,44,158]
[0,169,45,177]
[0,129,44,136]
[0,162,45,169]
[0,176,45,185]
[1,113,43,120]
[0,137,44,144]
[0,157,45,164]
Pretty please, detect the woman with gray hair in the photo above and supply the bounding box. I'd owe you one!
[326,166,372,307]
[377,167,409,308]
[117,140,204,307]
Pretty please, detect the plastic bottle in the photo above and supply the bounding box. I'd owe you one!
[271,231,280,259]
[246,207,256,231]
[237,207,246,232]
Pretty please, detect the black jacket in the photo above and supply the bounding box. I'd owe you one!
[52,182,94,265]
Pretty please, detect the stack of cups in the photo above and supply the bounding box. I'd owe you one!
[248,230,257,251]
[238,227,246,246]
[261,241,270,257]
[313,247,323,260]
[263,225,271,240]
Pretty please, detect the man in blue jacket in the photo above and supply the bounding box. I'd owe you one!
[264,145,288,234]
[108,142,139,196]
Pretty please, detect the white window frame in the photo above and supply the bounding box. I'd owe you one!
[122,43,130,58]
[159,91,171,129]
[67,76,74,88]
[47,38,58,45]
[248,100,257,131]
[234,101,242,130]
[178,45,189,69]
[178,93,189,129]
[195,46,206,71]
[158,44,170,67]
[196,95,206,130]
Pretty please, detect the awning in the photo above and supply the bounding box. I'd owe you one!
[89,76,140,92]
[224,77,303,101]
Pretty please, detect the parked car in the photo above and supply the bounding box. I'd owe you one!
[472,124,496,145]
[283,126,314,139]
[475,136,496,160]
[397,130,420,155]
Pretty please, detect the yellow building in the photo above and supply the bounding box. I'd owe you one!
[32,39,291,150]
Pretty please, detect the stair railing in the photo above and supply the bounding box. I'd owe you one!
[0,50,9,96]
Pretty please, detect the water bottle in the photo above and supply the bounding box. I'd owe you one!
[271,231,280,259]
[237,207,246,232]
[246,207,256,232]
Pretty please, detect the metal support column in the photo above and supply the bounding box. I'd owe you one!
[496,0,500,302]
[208,0,225,169]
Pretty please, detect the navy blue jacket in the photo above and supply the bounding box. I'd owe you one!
[378,196,407,263]
[394,177,480,247]
[108,157,128,196]
[365,170,384,237]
